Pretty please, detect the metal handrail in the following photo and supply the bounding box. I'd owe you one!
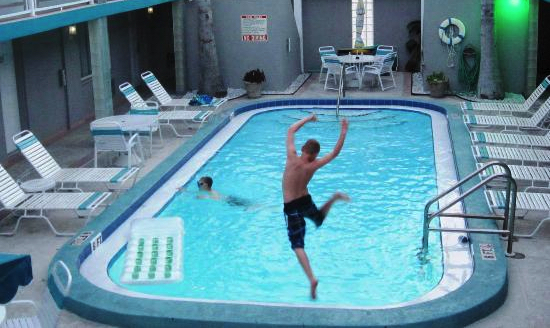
[421,161,517,257]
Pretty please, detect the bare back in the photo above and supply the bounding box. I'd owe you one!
[282,115,348,203]
[282,154,318,202]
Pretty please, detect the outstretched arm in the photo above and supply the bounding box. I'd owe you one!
[286,114,317,156]
[314,118,348,168]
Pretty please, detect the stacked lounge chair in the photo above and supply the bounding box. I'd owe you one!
[461,76,549,114]
[141,71,227,110]
[119,82,213,137]
[463,96,550,132]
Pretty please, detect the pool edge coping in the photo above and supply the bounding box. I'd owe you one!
[48,98,507,328]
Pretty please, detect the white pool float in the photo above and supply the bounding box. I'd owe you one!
[121,217,184,284]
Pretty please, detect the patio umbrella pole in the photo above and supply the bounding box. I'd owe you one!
[336,62,344,116]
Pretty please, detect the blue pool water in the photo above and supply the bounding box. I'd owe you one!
[109,109,443,306]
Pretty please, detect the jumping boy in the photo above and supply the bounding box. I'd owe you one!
[282,114,350,299]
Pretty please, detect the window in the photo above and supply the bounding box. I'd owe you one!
[351,0,374,47]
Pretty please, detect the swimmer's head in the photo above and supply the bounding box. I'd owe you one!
[197,176,213,191]
[301,139,320,162]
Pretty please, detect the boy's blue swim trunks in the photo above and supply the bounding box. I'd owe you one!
[283,194,325,249]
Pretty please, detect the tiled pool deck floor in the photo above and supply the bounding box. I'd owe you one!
[1,72,549,327]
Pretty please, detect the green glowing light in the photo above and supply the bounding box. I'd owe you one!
[496,0,529,22]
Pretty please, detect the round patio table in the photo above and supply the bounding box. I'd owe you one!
[91,114,156,134]
[0,253,32,304]
[337,55,378,96]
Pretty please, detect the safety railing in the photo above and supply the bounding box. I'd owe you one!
[421,161,518,258]
[0,0,103,21]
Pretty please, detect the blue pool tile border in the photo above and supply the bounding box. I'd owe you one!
[49,98,506,328]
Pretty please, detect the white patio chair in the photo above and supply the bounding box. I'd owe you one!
[375,45,397,70]
[360,52,396,91]
[472,145,550,167]
[140,71,190,110]
[323,56,359,91]
[461,76,550,114]
[485,189,550,238]
[12,130,139,192]
[0,260,71,328]
[464,96,550,132]
[90,121,143,169]
[120,82,213,138]
[0,165,111,236]
[318,46,336,83]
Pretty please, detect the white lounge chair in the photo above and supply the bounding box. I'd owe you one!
[323,56,359,91]
[485,189,550,238]
[13,130,139,192]
[0,165,111,236]
[461,76,550,114]
[318,46,337,83]
[470,131,550,149]
[119,82,214,138]
[140,71,197,110]
[1,260,71,328]
[90,121,144,169]
[472,145,550,166]
[478,163,550,190]
[463,96,550,132]
[360,52,397,91]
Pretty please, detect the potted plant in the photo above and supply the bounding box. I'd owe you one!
[243,69,265,99]
[426,71,448,98]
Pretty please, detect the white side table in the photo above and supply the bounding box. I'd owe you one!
[20,178,56,193]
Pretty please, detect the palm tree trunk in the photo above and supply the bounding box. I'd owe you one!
[478,0,503,99]
[197,0,226,96]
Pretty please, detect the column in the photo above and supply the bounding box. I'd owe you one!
[293,0,304,73]
[172,0,187,94]
[0,41,21,155]
[88,17,113,118]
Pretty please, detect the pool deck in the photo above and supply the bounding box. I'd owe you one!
[1,72,549,327]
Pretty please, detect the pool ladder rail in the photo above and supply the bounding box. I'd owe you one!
[421,161,519,258]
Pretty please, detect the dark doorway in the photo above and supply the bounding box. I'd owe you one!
[538,1,550,83]
[14,30,70,141]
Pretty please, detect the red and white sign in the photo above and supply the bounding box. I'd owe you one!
[241,14,268,42]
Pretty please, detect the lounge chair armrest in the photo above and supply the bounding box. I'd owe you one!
[132,101,159,110]
[5,299,39,312]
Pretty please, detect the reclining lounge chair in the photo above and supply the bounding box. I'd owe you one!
[0,164,111,236]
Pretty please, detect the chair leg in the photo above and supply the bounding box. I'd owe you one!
[378,75,384,91]
[94,147,98,168]
[324,72,330,90]
[319,64,324,83]
[515,217,550,238]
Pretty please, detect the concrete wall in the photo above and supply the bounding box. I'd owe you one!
[302,0,352,72]
[422,0,481,92]
[373,0,420,72]
[185,0,301,91]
